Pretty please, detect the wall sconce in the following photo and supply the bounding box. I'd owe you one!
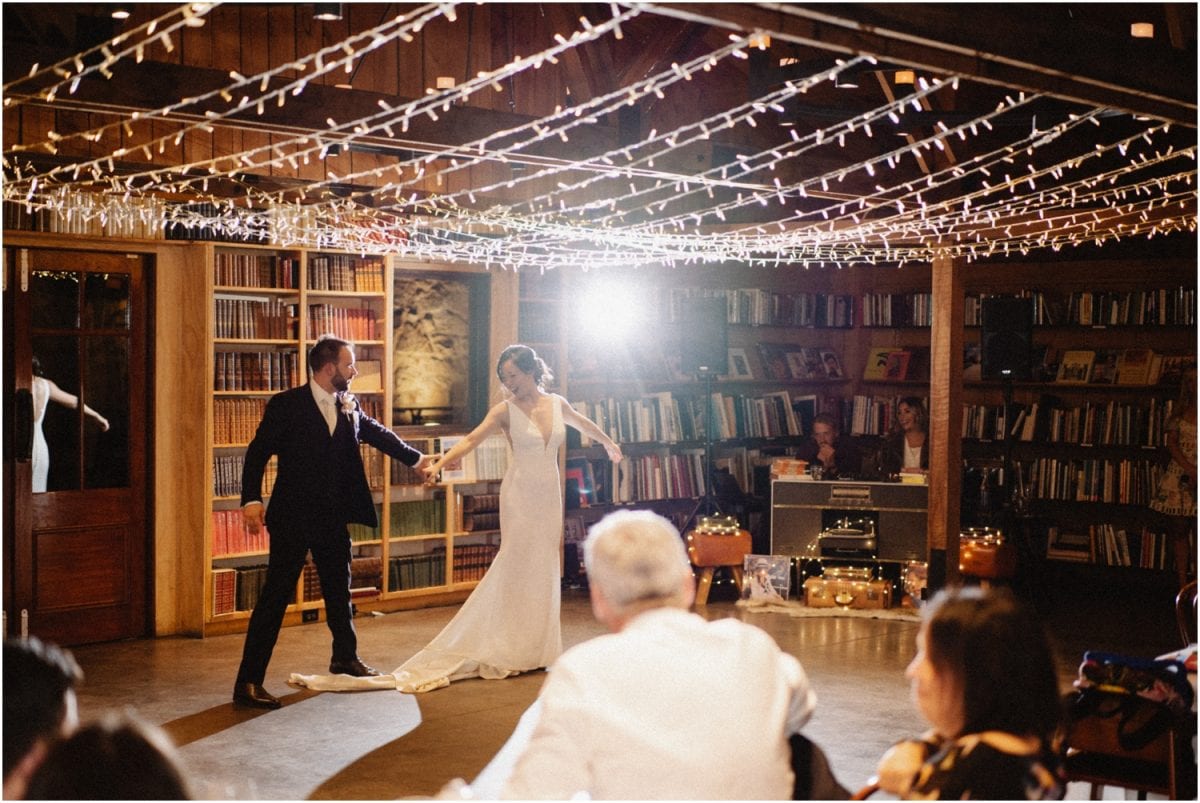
[314,3,342,21]
[1130,22,1154,38]
[893,69,916,85]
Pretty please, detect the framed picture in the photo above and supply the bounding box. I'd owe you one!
[563,514,586,544]
[436,435,467,481]
[741,554,792,601]
[820,350,844,379]
[726,348,754,380]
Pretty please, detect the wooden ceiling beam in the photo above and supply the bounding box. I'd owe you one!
[649,3,1197,124]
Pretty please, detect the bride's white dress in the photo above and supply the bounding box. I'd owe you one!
[289,398,565,693]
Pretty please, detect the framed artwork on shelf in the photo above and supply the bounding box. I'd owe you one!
[726,348,754,380]
[820,350,844,379]
[1056,350,1096,384]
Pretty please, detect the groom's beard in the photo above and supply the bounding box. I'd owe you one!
[331,369,351,392]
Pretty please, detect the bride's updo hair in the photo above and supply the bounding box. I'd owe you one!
[496,344,553,389]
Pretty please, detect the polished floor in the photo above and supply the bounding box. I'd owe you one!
[64,573,1183,800]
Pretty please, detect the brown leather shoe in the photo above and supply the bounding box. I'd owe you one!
[328,658,381,677]
[232,682,281,709]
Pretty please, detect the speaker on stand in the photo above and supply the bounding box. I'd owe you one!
[979,296,1044,607]
[677,296,728,532]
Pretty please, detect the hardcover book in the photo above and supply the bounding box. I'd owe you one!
[1056,350,1096,384]
[862,346,894,380]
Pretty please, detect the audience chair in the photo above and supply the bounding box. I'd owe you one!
[1176,580,1196,647]
[1063,693,1196,800]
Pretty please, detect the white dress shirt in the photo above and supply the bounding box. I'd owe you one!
[311,381,339,435]
[501,607,817,800]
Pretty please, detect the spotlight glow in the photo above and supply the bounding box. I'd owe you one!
[577,276,648,347]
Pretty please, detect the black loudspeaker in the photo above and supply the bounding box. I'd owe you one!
[679,296,728,374]
[981,297,1034,380]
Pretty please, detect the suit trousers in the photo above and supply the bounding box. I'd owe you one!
[236,522,357,685]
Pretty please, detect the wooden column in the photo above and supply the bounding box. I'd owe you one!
[928,252,963,589]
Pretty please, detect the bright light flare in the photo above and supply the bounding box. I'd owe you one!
[576,276,648,347]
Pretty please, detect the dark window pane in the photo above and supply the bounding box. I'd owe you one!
[83,273,131,330]
[83,336,128,489]
[31,271,80,330]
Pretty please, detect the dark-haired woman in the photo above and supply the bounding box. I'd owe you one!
[874,586,1066,799]
[881,396,928,477]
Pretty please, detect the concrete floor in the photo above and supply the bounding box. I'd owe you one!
[64,577,1181,800]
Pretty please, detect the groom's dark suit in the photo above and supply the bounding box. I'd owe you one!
[235,383,422,685]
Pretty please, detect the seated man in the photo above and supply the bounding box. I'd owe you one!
[795,412,862,480]
[500,509,818,800]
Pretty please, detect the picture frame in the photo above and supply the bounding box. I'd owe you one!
[563,514,586,544]
[819,350,844,379]
[726,347,754,380]
[741,554,792,602]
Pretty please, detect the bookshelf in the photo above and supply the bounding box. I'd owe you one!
[549,259,1195,582]
[204,245,508,634]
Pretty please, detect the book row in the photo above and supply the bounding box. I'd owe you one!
[389,497,447,536]
[1018,457,1162,505]
[861,293,934,328]
[1045,525,1175,570]
[462,493,500,513]
[211,510,270,557]
[213,456,276,499]
[569,390,809,445]
[214,252,299,289]
[307,254,386,293]
[1050,349,1188,386]
[214,350,300,392]
[303,557,383,601]
[967,397,1176,447]
[214,398,388,447]
[665,288,856,328]
[435,434,509,482]
[305,304,380,342]
[214,297,294,340]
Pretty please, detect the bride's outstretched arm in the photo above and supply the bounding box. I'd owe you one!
[559,395,622,463]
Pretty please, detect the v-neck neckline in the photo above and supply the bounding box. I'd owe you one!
[511,397,553,448]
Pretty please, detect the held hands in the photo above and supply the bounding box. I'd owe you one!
[604,442,623,463]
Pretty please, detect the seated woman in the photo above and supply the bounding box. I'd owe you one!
[874,586,1065,800]
[881,396,928,476]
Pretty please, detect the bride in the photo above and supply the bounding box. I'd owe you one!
[290,344,621,693]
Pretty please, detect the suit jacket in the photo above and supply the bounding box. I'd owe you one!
[241,383,421,532]
[794,435,862,479]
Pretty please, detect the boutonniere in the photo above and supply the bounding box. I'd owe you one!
[338,392,358,418]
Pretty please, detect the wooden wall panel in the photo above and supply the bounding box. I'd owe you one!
[239,5,271,79]
[209,5,243,74]
[267,6,299,83]
[346,3,396,96]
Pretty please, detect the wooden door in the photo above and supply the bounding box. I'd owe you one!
[3,247,149,645]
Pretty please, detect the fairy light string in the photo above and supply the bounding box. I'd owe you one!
[1,2,1194,271]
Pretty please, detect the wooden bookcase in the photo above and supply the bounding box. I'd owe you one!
[551,258,1196,580]
[203,245,511,635]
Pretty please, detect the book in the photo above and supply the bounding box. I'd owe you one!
[884,350,912,381]
[756,342,792,381]
[785,350,809,381]
[1089,350,1119,384]
[862,346,894,380]
[1056,350,1095,384]
[1115,348,1155,385]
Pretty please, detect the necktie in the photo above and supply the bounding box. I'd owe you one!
[323,396,338,434]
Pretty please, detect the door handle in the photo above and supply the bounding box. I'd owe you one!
[14,388,32,461]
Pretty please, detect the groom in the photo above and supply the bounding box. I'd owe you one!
[233,334,432,709]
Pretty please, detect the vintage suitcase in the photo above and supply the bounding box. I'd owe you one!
[804,567,891,609]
